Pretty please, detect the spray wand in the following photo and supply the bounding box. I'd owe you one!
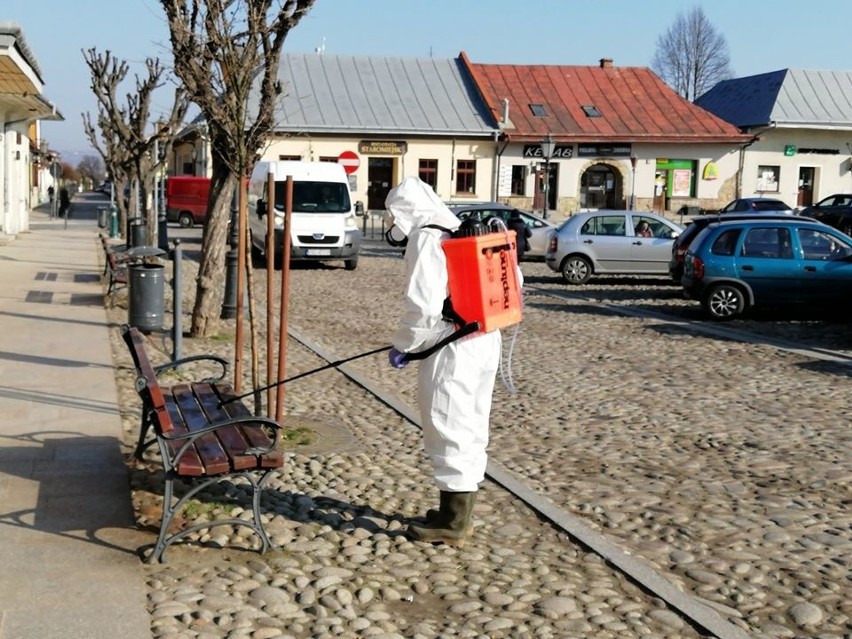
[218,345,392,408]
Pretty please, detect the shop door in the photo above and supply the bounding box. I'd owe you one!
[580,165,617,209]
[533,165,557,213]
[367,158,394,210]
[797,167,814,207]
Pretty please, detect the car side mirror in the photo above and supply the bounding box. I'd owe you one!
[355,200,365,217]
[257,200,267,217]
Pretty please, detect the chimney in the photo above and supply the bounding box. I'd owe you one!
[600,58,613,69]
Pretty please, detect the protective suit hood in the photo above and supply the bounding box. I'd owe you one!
[385,177,460,238]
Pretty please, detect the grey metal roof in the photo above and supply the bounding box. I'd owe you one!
[260,53,497,136]
[696,69,852,129]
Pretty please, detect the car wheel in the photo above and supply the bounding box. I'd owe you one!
[344,257,358,271]
[178,213,194,228]
[703,284,746,320]
[560,255,592,284]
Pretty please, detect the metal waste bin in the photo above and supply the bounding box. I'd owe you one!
[129,217,147,248]
[97,207,109,228]
[128,263,164,332]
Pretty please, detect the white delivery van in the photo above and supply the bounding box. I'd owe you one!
[248,161,362,270]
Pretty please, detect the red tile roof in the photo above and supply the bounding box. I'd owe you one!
[460,52,749,144]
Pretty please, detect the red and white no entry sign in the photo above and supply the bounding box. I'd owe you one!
[338,150,360,175]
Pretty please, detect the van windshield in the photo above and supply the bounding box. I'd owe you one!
[273,180,351,213]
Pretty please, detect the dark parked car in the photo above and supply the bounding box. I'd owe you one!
[719,197,794,215]
[681,217,852,320]
[446,202,556,259]
[799,193,852,235]
[669,213,798,282]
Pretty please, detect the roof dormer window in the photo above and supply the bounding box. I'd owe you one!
[529,104,547,117]
[582,105,602,118]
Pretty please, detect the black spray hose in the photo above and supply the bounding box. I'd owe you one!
[219,322,481,408]
[218,345,392,408]
[401,321,481,362]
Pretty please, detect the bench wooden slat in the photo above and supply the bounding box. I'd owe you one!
[160,387,205,475]
[196,385,284,470]
[171,384,232,476]
[192,384,258,471]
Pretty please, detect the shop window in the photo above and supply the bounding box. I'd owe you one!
[419,159,438,190]
[456,160,476,194]
[511,165,526,196]
[655,159,697,198]
[757,165,780,192]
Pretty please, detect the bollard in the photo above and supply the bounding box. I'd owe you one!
[109,205,119,238]
[128,262,165,333]
[172,240,182,361]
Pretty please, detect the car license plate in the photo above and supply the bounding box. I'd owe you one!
[306,248,331,256]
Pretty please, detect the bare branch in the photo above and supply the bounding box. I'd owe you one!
[651,6,731,101]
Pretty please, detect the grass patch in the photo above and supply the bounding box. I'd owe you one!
[280,425,315,447]
[180,498,234,519]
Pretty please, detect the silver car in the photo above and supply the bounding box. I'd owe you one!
[546,210,683,284]
[447,202,556,259]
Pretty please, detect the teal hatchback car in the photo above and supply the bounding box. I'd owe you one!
[681,218,852,320]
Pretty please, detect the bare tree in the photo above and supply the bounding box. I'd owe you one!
[76,154,106,188]
[652,6,731,101]
[159,0,316,346]
[82,48,189,240]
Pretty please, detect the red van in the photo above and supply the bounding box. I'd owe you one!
[166,176,211,228]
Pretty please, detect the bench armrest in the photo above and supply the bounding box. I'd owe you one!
[154,355,229,382]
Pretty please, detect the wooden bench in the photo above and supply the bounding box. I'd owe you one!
[122,324,284,563]
[99,234,129,297]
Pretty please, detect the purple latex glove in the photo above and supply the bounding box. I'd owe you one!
[388,347,409,369]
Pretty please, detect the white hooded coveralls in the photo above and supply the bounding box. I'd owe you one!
[386,177,502,493]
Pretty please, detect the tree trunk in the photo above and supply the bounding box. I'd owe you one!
[190,166,236,337]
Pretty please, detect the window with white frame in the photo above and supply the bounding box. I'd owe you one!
[756,165,780,192]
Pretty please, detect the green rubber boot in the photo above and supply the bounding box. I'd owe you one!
[408,491,475,547]
[420,499,474,539]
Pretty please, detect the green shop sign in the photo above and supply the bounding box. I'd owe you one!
[784,145,797,156]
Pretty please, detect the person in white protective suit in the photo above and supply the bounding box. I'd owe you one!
[385,176,502,547]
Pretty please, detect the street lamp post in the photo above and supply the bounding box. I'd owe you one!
[221,189,240,319]
[540,134,555,219]
[630,156,638,209]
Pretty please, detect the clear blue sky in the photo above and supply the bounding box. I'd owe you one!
[8,0,852,161]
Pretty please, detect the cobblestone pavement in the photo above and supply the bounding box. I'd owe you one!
[107,236,851,639]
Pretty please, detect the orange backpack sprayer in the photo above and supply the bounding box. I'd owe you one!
[442,227,523,333]
[405,214,523,363]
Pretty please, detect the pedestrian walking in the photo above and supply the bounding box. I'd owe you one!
[384,176,502,547]
[58,187,71,218]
